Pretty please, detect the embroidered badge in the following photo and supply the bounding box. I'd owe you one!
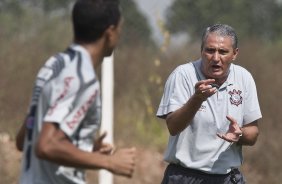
[228,89,243,106]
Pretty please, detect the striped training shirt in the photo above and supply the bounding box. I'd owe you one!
[20,44,101,184]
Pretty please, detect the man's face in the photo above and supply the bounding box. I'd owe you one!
[105,18,123,56]
[201,33,238,80]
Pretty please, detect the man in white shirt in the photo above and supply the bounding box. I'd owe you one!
[16,0,136,183]
[157,24,261,184]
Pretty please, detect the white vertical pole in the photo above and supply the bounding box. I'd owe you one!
[99,54,114,184]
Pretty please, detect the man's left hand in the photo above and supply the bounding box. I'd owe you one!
[217,115,242,142]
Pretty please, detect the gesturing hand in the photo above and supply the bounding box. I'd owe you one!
[93,132,114,154]
[217,115,242,142]
[108,147,136,178]
[194,79,217,101]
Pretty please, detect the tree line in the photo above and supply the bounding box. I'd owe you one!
[2,0,282,45]
[165,0,282,43]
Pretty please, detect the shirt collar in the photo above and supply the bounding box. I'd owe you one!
[193,59,234,89]
[70,44,91,59]
[70,43,94,70]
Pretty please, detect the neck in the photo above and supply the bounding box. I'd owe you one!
[214,76,228,86]
[76,38,107,69]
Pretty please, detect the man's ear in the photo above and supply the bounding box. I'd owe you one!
[232,48,239,61]
[104,25,116,43]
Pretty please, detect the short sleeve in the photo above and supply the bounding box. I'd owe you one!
[243,72,262,124]
[156,66,192,119]
[43,73,100,137]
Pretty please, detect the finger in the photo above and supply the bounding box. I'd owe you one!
[226,116,240,129]
[111,146,118,154]
[195,79,215,88]
[126,170,134,178]
[217,133,228,141]
[226,115,236,123]
[100,143,113,151]
[128,161,136,178]
[111,146,116,154]
[129,167,135,178]
[203,86,218,93]
[94,132,107,145]
[203,79,216,85]
[195,84,217,99]
[217,133,233,142]
[217,133,223,139]
[100,147,113,154]
[98,131,107,141]
[234,129,243,135]
[226,115,242,131]
[221,134,234,142]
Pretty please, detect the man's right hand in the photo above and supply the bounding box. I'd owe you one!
[194,79,217,101]
[108,147,136,177]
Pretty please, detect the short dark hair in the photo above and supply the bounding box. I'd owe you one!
[72,0,121,44]
[201,24,238,51]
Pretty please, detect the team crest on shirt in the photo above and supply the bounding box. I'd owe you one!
[228,89,243,106]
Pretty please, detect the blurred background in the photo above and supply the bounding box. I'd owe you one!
[1,0,282,183]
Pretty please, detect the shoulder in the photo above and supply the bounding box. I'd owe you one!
[163,61,197,90]
[230,64,257,89]
[40,51,79,89]
[231,64,251,74]
[175,61,194,71]
[171,61,195,77]
[231,64,253,78]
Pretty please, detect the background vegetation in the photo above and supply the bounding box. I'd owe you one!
[1,0,282,183]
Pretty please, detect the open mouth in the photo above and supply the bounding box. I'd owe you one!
[211,65,221,71]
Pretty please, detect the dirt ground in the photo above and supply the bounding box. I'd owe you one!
[0,132,167,184]
[0,131,270,184]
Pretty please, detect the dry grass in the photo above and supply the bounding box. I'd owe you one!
[1,8,282,184]
[0,133,22,184]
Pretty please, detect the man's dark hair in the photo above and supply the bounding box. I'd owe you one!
[201,24,238,51]
[72,0,121,44]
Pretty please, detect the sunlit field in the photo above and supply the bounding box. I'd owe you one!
[1,3,282,184]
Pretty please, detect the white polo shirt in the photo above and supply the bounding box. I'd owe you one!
[20,44,101,184]
[157,59,262,174]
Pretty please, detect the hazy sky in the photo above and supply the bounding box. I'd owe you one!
[134,0,173,44]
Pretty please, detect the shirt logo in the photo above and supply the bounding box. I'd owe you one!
[66,90,98,129]
[47,76,74,115]
[228,89,243,106]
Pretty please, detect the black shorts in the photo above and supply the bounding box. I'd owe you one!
[161,164,246,184]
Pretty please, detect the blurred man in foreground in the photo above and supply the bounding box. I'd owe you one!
[16,0,136,183]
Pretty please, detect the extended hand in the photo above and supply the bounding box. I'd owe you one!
[217,115,242,142]
[108,147,136,177]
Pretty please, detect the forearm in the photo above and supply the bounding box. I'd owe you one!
[237,121,259,146]
[36,138,110,170]
[36,123,135,177]
[166,94,204,136]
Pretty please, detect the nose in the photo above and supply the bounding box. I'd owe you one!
[212,51,220,62]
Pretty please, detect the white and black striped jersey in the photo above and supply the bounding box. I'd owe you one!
[20,44,101,184]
